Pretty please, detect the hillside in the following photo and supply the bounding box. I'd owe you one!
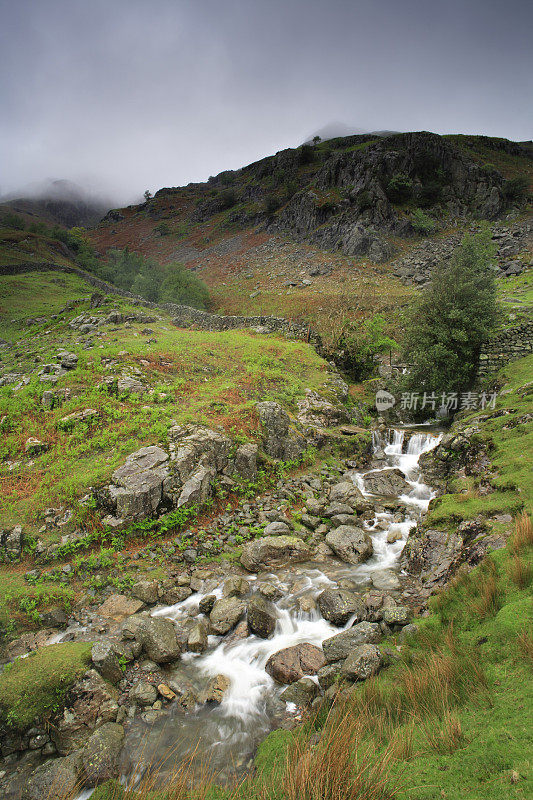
[0,131,531,800]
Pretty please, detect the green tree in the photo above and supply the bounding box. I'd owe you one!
[402,227,499,396]
[161,262,210,309]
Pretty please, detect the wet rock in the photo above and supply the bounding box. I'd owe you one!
[317,662,343,690]
[52,670,119,755]
[240,535,312,571]
[131,579,159,604]
[198,674,230,704]
[325,525,373,564]
[91,640,123,684]
[222,576,250,597]
[322,622,382,662]
[160,585,192,604]
[281,677,320,707]
[130,681,158,706]
[329,481,364,505]
[210,596,246,635]
[371,569,401,590]
[81,722,124,786]
[247,595,277,638]
[188,621,208,653]
[363,468,411,496]
[157,683,177,700]
[341,644,383,681]
[136,617,182,663]
[318,588,366,626]
[99,594,145,621]
[265,643,326,684]
[24,754,80,800]
[199,594,217,615]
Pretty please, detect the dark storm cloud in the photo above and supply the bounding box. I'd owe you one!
[0,0,531,204]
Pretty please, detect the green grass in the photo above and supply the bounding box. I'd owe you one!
[0,271,333,532]
[427,354,533,527]
[0,642,93,730]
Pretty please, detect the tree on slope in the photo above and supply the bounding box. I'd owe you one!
[402,227,499,396]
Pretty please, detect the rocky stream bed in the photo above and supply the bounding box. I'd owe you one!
[1,427,445,798]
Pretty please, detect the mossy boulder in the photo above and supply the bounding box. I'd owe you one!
[0,642,92,730]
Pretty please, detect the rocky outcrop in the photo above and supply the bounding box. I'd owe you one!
[81,722,124,786]
[256,401,306,461]
[317,589,366,626]
[322,622,382,662]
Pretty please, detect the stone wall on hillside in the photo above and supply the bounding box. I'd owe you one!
[0,261,321,349]
[478,321,533,376]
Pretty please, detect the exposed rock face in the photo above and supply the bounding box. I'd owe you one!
[81,722,124,786]
[240,535,312,571]
[401,527,464,585]
[209,597,246,635]
[256,401,305,460]
[0,525,24,561]
[363,468,411,496]
[297,390,351,429]
[325,525,373,564]
[109,445,169,520]
[318,589,366,626]
[52,670,119,755]
[247,595,277,638]
[24,755,80,800]
[235,442,258,481]
[274,132,506,259]
[322,622,382,662]
[265,643,326,684]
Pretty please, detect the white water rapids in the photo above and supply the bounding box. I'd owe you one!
[111,427,442,784]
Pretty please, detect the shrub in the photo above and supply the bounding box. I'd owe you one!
[154,221,171,236]
[264,196,281,217]
[219,188,236,210]
[502,176,530,206]
[411,208,436,235]
[299,144,315,165]
[1,211,26,230]
[386,173,413,203]
[161,262,210,309]
[401,227,499,396]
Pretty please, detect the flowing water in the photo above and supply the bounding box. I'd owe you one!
[115,427,442,786]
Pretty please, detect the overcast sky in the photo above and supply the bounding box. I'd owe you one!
[1,0,532,204]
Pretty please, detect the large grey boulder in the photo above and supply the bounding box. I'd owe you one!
[240,535,312,571]
[318,589,366,626]
[129,681,158,706]
[280,676,320,707]
[329,481,364,505]
[266,643,326,684]
[51,670,119,755]
[188,621,208,653]
[256,401,305,460]
[364,468,411,497]
[81,722,124,786]
[322,622,382,662]
[136,617,181,663]
[341,644,383,681]
[209,596,246,635]
[247,595,277,638]
[131,579,159,604]
[109,445,169,519]
[168,425,231,484]
[326,525,373,564]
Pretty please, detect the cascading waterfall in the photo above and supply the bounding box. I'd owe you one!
[78,427,443,793]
